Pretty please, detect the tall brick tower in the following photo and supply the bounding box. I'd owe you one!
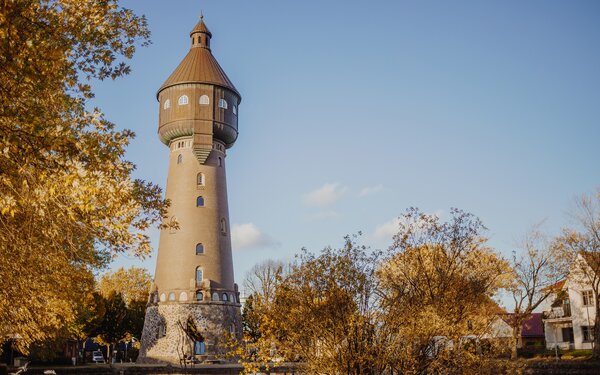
[138,15,241,363]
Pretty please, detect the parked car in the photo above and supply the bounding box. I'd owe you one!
[92,351,105,364]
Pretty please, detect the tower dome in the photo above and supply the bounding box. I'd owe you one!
[157,15,241,161]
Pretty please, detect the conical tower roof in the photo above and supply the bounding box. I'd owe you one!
[157,16,240,99]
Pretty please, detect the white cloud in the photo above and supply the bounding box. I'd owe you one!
[374,217,402,241]
[231,223,278,251]
[358,184,384,197]
[303,183,347,207]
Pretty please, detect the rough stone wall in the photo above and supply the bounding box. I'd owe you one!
[137,302,241,364]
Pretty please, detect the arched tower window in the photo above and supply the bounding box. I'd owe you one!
[218,157,222,167]
[212,292,219,301]
[197,173,205,186]
[168,292,175,301]
[177,154,183,164]
[196,243,204,255]
[196,290,204,301]
[163,99,170,109]
[222,293,229,302]
[218,98,228,109]
[178,95,189,105]
[199,95,209,105]
[220,218,227,235]
[196,267,203,285]
[233,105,237,115]
[196,196,204,207]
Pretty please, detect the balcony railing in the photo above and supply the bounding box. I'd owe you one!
[543,305,572,320]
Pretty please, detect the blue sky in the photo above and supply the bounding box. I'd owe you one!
[93,1,599,304]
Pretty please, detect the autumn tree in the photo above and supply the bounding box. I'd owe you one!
[553,190,600,359]
[94,267,152,362]
[377,208,511,374]
[241,260,285,343]
[232,236,382,375]
[0,0,166,352]
[507,226,568,359]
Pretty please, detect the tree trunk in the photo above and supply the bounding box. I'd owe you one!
[593,297,600,360]
[511,322,522,360]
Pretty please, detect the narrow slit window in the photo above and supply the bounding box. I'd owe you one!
[220,218,227,235]
[177,154,183,164]
[197,173,205,186]
[196,267,203,285]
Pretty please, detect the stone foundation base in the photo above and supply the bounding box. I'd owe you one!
[137,302,241,364]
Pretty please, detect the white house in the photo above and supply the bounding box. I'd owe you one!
[541,253,598,350]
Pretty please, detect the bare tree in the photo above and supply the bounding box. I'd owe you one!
[508,226,568,359]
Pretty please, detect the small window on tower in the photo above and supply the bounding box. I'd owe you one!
[196,290,204,301]
[177,154,183,164]
[212,292,219,301]
[196,243,204,255]
[178,95,189,105]
[218,98,228,109]
[196,267,203,285]
[168,292,175,301]
[222,293,229,302]
[199,95,209,105]
[233,105,237,115]
[197,173,205,186]
[163,99,170,109]
[218,157,222,167]
[220,218,227,235]
[158,323,167,338]
[196,196,204,207]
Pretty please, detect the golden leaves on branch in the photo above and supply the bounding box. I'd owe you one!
[0,0,163,352]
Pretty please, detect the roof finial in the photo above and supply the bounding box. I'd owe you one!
[200,11,204,21]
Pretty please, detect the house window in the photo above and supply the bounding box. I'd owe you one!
[199,95,209,105]
[220,218,227,235]
[582,290,594,306]
[561,327,574,343]
[222,293,229,302]
[196,196,204,207]
[163,99,170,109]
[194,340,205,355]
[196,267,203,284]
[178,95,189,105]
[212,292,219,301]
[197,173,205,186]
[168,292,175,301]
[196,290,204,301]
[582,326,594,342]
[177,154,183,164]
[196,243,204,255]
[218,98,228,109]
